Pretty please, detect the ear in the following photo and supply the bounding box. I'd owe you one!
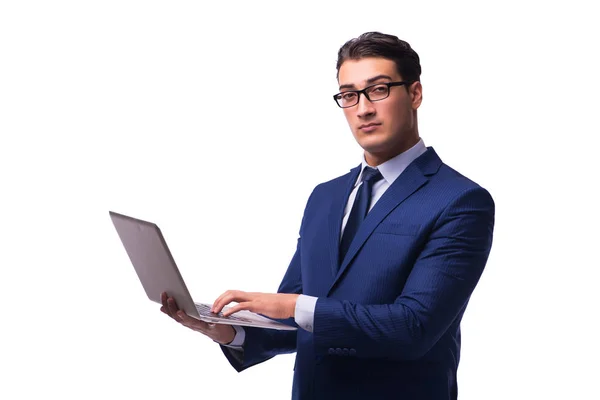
[409,81,423,110]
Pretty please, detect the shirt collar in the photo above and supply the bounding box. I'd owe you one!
[356,138,428,186]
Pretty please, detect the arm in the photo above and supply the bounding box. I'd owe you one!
[312,187,495,360]
[218,186,323,370]
[219,238,302,371]
[220,242,304,352]
[220,325,246,349]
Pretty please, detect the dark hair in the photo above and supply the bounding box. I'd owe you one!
[336,32,421,83]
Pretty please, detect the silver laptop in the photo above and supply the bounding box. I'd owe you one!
[109,211,296,331]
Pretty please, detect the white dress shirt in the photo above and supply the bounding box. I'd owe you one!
[223,138,428,348]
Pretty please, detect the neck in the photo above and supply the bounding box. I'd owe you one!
[364,134,420,166]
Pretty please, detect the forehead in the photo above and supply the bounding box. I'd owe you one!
[338,57,400,87]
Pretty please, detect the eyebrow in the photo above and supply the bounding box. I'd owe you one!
[338,74,394,91]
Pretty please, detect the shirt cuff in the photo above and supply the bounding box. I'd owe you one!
[220,325,245,349]
[294,294,318,332]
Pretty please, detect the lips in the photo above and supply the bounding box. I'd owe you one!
[359,123,381,132]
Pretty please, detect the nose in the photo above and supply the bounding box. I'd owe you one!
[356,92,376,119]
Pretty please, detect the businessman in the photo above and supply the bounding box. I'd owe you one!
[161,31,495,399]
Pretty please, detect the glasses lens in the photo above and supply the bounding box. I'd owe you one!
[336,92,358,108]
[366,84,389,101]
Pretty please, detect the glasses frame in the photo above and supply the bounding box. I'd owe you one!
[333,81,408,108]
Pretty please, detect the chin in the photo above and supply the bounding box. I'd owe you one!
[356,133,392,154]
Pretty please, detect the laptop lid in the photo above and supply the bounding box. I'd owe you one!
[109,211,201,319]
[109,211,297,331]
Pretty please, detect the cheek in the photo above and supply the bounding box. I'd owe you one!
[382,104,409,130]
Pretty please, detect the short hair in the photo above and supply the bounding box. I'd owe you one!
[336,32,421,83]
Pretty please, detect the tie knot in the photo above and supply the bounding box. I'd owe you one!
[361,166,383,185]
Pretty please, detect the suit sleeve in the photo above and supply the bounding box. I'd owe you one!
[312,186,495,360]
[220,188,316,371]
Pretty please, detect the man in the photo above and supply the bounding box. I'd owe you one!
[161,31,495,399]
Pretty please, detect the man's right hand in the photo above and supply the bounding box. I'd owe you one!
[160,292,236,345]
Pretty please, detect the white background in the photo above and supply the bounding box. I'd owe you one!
[1,1,599,399]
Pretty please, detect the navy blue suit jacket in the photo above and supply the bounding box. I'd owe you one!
[222,147,495,399]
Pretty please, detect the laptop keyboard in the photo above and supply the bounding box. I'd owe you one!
[195,303,254,322]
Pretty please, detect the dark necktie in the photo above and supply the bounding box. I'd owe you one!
[339,166,384,264]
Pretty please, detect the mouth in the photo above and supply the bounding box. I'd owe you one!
[358,123,381,132]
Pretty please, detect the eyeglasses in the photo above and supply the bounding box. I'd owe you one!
[333,81,408,108]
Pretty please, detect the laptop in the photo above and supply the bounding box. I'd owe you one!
[109,211,297,331]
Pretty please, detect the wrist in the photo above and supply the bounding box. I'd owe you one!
[220,325,236,345]
[290,294,300,318]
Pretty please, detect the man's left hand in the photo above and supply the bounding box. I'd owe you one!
[211,291,300,320]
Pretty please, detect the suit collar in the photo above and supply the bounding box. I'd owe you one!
[357,138,428,187]
[326,147,443,294]
[414,146,443,176]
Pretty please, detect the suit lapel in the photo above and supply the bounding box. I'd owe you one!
[327,148,442,294]
[327,165,361,278]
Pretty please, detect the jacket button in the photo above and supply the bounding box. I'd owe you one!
[335,348,343,356]
[349,348,356,356]
[328,348,335,355]
[342,348,349,356]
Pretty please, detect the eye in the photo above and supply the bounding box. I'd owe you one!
[342,92,357,101]
[371,85,387,93]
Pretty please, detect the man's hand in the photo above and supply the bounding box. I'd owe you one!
[160,292,236,345]
[211,290,300,320]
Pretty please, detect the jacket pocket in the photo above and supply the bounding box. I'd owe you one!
[375,221,420,236]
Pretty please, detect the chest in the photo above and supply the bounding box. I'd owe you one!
[299,192,434,301]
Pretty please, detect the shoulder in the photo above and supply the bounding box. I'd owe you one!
[306,168,357,201]
[437,163,490,192]
[427,163,495,232]
[418,147,493,200]
[400,148,495,224]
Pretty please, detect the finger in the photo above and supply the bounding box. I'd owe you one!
[211,290,237,312]
[222,301,253,317]
[167,297,183,322]
[160,292,170,315]
[211,291,235,313]
[213,290,252,313]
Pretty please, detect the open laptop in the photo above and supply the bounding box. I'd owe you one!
[109,211,296,331]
